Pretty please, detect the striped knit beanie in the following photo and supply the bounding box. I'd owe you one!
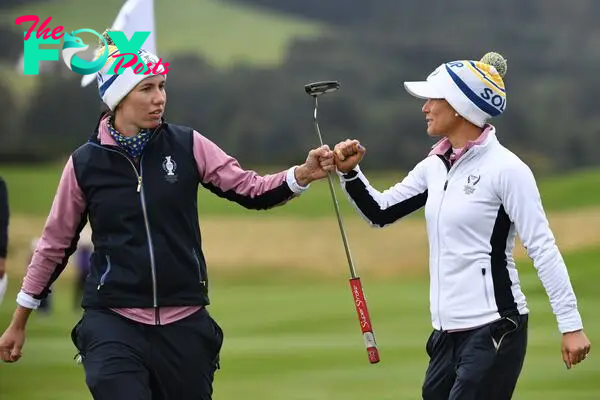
[403,52,507,127]
[95,30,166,110]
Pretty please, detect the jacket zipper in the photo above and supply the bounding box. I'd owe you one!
[435,149,477,330]
[90,143,160,324]
[192,248,206,286]
[138,161,160,325]
[436,183,447,330]
[97,255,112,290]
[482,268,491,307]
[192,249,206,286]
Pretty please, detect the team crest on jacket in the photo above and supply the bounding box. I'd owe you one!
[464,174,480,195]
[162,156,178,183]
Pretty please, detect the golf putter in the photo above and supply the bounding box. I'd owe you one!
[304,81,380,364]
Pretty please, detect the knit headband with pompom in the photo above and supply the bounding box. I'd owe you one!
[404,51,508,127]
[95,29,166,110]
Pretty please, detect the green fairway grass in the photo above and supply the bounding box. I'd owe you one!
[1,164,599,218]
[0,246,598,399]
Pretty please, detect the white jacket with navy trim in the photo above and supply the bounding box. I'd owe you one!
[338,126,583,333]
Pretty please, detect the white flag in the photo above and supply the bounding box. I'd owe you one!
[81,0,156,87]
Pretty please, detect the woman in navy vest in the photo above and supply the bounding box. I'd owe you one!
[0,31,335,400]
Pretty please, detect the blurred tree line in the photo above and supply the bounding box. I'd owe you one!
[1,0,600,174]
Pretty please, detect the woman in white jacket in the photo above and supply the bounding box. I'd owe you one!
[332,52,591,399]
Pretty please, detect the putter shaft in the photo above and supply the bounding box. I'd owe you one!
[312,97,358,279]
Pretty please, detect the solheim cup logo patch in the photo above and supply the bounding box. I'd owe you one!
[464,174,481,195]
[162,156,178,183]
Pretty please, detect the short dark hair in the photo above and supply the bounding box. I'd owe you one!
[101,102,116,118]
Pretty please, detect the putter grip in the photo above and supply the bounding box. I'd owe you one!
[349,277,380,364]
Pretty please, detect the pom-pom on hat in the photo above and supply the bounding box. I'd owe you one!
[404,52,508,127]
[96,29,166,110]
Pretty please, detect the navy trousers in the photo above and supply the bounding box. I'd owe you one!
[422,314,528,400]
[71,307,223,400]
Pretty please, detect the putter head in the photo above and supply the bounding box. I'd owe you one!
[305,81,340,97]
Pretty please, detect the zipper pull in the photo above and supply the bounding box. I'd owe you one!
[443,181,448,191]
[137,176,142,192]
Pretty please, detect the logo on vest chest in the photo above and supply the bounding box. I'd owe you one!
[162,156,178,183]
[463,174,481,195]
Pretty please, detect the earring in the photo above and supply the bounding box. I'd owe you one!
[454,113,459,117]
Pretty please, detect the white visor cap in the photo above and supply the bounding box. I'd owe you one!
[403,64,446,100]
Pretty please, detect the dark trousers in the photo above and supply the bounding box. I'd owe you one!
[71,307,224,400]
[422,314,528,400]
